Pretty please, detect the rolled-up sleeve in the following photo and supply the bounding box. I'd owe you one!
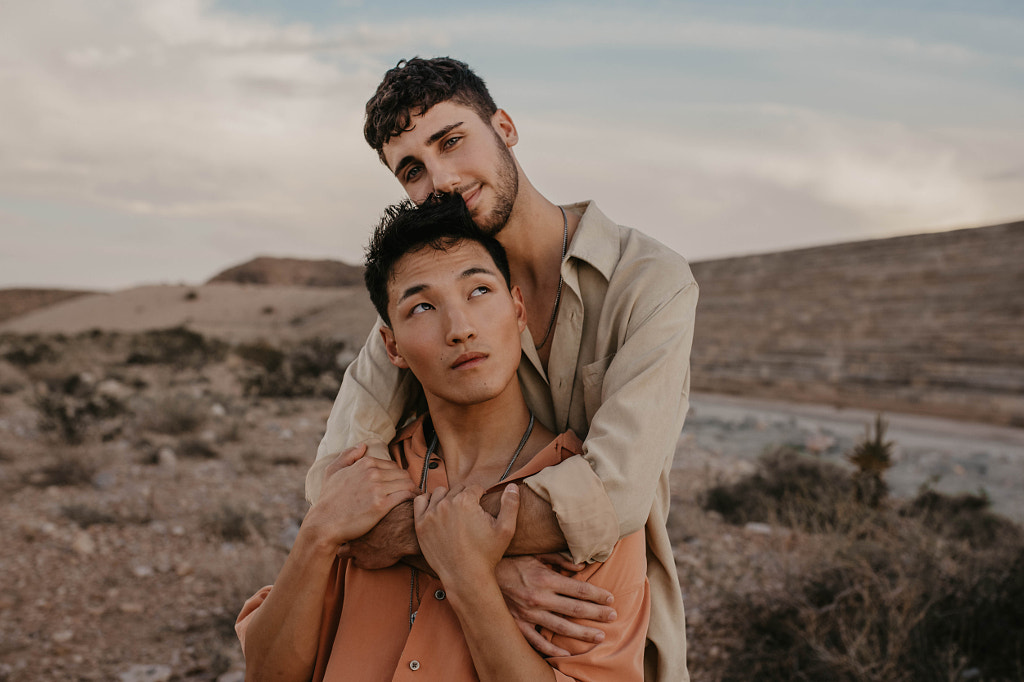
[305,319,420,503]
[527,276,698,560]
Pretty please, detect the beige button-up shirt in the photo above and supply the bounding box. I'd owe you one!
[307,201,698,682]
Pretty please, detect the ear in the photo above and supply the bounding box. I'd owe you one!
[510,286,528,333]
[379,325,410,369]
[491,109,518,148]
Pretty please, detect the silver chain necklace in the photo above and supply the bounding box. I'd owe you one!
[534,207,568,350]
[409,412,536,627]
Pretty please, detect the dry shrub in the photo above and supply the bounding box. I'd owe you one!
[27,454,97,487]
[178,438,219,459]
[204,503,266,542]
[1,335,58,367]
[702,446,863,532]
[32,376,125,444]
[699,461,1024,681]
[125,326,226,368]
[235,337,349,398]
[141,393,205,435]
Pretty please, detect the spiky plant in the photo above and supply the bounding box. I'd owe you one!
[847,413,894,507]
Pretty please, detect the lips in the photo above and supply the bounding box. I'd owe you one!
[460,184,482,211]
[451,351,486,369]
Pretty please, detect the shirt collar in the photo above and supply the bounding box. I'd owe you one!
[562,200,620,282]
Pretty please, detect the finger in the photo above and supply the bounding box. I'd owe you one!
[539,594,617,623]
[496,483,520,533]
[385,488,417,507]
[547,572,615,606]
[324,443,367,477]
[516,619,571,658]
[413,492,429,520]
[535,552,586,573]
[521,608,607,643]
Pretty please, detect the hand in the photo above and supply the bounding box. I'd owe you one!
[495,555,617,657]
[303,444,418,548]
[414,483,520,583]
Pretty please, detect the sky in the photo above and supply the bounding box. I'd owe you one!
[1,0,1023,290]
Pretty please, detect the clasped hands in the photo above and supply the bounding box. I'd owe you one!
[318,443,616,657]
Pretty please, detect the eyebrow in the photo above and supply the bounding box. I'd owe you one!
[391,121,465,178]
[395,265,499,305]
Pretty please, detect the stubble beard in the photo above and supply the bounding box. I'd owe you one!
[472,133,519,236]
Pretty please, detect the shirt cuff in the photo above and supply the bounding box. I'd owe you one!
[524,456,619,563]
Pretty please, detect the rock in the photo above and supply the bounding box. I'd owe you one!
[744,522,773,535]
[92,471,116,489]
[119,602,144,614]
[279,428,294,440]
[132,564,154,578]
[52,630,73,643]
[174,561,194,577]
[118,664,172,682]
[210,403,227,417]
[217,671,245,682]
[72,531,96,556]
[97,379,132,400]
[157,447,176,469]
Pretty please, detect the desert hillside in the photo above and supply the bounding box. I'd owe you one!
[0,283,378,346]
[206,256,364,288]
[690,220,1024,426]
[0,288,94,324]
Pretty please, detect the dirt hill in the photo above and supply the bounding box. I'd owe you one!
[689,220,1024,426]
[206,256,364,288]
[0,288,93,324]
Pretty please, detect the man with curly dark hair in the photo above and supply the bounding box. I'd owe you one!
[305,57,698,682]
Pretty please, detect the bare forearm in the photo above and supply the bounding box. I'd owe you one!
[444,569,560,682]
[243,529,339,681]
[483,486,566,555]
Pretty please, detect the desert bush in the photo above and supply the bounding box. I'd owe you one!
[203,503,266,542]
[32,375,125,444]
[1,335,58,367]
[235,337,349,398]
[61,504,119,527]
[703,446,861,531]
[141,393,205,435]
[26,455,97,487]
[702,487,1024,682]
[125,326,226,368]
[902,488,1021,549]
[847,414,894,507]
[178,438,219,459]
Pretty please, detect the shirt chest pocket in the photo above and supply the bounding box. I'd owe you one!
[581,354,615,425]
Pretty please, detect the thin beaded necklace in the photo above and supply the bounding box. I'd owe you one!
[408,412,536,628]
[534,206,568,350]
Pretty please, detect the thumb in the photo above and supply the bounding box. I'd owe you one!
[326,443,368,477]
[496,483,520,534]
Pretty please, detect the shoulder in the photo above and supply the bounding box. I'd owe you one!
[572,200,697,294]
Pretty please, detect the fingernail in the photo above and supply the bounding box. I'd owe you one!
[594,632,605,642]
[608,610,617,621]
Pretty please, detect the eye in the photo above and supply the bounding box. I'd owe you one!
[470,285,490,297]
[404,165,422,183]
[410,301,434,314]
[442,135,461,150]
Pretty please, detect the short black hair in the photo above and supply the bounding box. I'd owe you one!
[364,195,512,327]
[364,57,498,162]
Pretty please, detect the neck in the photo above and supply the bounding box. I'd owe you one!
[425,384,535,486]
[496,168,579,292]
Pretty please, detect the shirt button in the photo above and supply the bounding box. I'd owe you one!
[409,660,420,671]
[434,589,446,600]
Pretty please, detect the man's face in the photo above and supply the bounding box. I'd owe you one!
[380,240,526,408]
[382,101,520,234]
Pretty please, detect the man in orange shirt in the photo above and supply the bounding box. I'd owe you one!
[237,196,649,680]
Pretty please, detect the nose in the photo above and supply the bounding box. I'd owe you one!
[445,305,475,345]
[431,160,461,197]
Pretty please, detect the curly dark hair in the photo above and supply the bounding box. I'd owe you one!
[364,194,512,327]
[364,57,498,163]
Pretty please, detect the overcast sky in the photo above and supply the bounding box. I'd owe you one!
[2,0,1023,290]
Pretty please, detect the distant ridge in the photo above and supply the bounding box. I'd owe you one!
[689,220,1024,427]
[0,288,94,324]
[207,256,364,288]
